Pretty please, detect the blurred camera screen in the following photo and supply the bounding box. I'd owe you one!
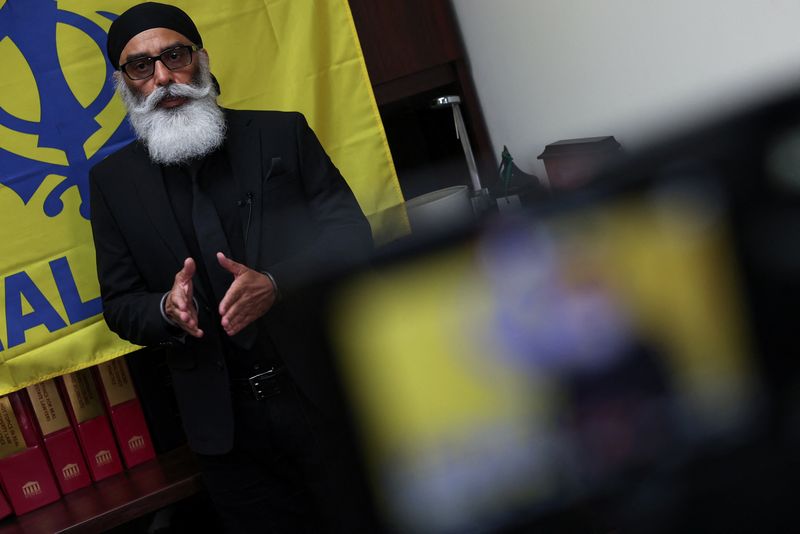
[331,187,761,533]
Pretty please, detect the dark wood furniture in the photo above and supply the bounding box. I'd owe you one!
[348,0,496,199]
[538,136,622,189]
[0,446,201,534]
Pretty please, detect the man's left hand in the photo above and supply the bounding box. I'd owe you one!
[217,252,277,336]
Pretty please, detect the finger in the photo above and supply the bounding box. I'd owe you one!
[183,257,196,276]
[219,296,234,317]
[220,303,236,332]
[178,306,203,338]
[183,272,195,301]
[178,304,198,326]
[185,313,203,336]
[216,252,243,275]
[169,282,198,321]
[223,304,259,337]
[185,324,204,338]
[223,316,244,336]
[174,282,196,311]
[178,312,195,330]
[169,288,189,314]
[218,280,240,316]
[176,257,195,283]
[173,262,195,310]
[185,323,203,337]
[221,302,244,335]
[222,318,237,336]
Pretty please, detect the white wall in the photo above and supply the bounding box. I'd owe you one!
[451,0,800,179]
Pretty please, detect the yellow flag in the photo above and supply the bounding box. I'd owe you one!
[193,0,407,242]
[0,0,405,394]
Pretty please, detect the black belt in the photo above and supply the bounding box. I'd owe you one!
[230,365,286,401]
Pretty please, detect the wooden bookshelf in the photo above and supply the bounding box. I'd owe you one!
[0,446,201,534]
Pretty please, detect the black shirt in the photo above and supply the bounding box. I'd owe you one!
[162,148,282,380]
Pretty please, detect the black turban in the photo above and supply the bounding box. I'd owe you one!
[107,2,202,69]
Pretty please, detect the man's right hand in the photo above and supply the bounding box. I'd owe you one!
[164,258,204,338]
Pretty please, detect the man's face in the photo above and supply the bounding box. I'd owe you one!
[118,27,201,109]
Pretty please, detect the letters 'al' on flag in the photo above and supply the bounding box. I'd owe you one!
[0,0,407,395]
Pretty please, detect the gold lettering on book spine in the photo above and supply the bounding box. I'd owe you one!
[62,463,80,480]
[95,450,113,466]
[22,481,42,498]
[63,371,103,423]
[26,380,69,436]
[0,397,26,459]
[128,435,145,451]
[97,360,136,406]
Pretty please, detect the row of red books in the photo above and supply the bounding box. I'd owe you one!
[0,358,155,517]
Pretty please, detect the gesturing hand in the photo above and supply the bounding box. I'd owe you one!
[165,258,204,338]
[217,252,276,337]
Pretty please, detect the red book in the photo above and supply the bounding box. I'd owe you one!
[0,392,61,515]
[94,359,155,469]
[60,370,123,482]
[25,380,91,494]
[0,486,12,520]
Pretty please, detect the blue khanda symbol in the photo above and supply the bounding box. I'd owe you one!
[0,0,132,220]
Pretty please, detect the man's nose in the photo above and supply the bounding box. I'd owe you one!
[152,60,173,86]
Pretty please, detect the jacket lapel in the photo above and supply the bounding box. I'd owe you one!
[225,113,266,268]
[130,143,191,268]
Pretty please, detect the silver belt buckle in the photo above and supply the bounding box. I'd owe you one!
[248,367,280,400]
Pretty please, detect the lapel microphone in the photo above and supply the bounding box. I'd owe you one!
[237,193,254,244]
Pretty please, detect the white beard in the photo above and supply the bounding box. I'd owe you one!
[115,57,226,165]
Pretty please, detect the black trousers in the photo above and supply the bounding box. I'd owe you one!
[195,374,373,533]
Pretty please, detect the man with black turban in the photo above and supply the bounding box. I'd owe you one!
[89,2,374,531]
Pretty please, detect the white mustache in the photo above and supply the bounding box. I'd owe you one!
[130,81,213,114]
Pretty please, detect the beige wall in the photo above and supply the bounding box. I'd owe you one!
[452,0,800,178]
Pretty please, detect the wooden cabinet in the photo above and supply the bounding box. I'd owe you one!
[348,0,461,85]
[348,0,496,199]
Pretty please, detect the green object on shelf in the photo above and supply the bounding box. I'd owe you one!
[494,145,545,200]
[499,146,514,196]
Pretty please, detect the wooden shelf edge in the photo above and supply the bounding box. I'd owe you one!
[372,63,458,106]
[0,446,202,534]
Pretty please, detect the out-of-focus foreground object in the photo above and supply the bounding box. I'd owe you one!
[325,84,800,533]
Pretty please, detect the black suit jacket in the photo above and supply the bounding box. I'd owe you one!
[89,110,373,454]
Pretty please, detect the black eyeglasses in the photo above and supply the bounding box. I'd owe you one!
[119,45,199,80]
